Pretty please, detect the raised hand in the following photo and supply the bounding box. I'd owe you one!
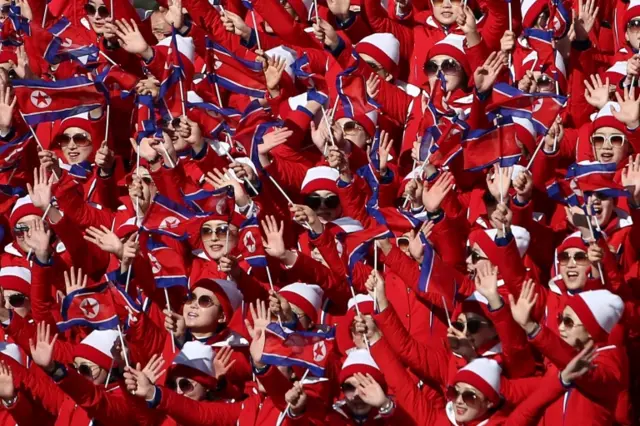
[123,363,156,399]
[422,171,454,213]
[456,5,477,37]
[24,219,52,263]
[261,215,287,259]
[221,10,252,40]
[447,323,477,361]
[366,73,381,99]
[29,322,58,373]
[205,169,249,207]
[258,127,293,156]
[377,130,393,176]
[264,55,287,96]
[64,267,87,296]
[141,354,166,384]
[512,169,533,204]
[312,18,339,50]
[560,340,596,383]
[114,19,152,60]
[245,300,270,367]
[285,381,308,416]
[574,0,599,41]
[326,0,350,20]
[163,0,184,29]
[213,346,237,379]
[584,75,610,110]
[508,279,539,333]
[163,309,186,340]
[474,51,505,93]
[613,86,640,129]
[0,83,16,133]
[353,373,389,408]
[0,361,14,401]
[26,165,54,211]
[474,263,502,309]
[486,164,512,202]
[290,204,322,233]
[84,225,124,258]
[622,154,640,206]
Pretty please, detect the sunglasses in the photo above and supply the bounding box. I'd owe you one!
[446,386,480,406]
[200,224,230,240]
[0,5,10,15]
[590,134,626,148]
[453,318,488,334]
[168,377,195,394]
[303,194,340,210]
[74,363,99,379]
[557,313,584,330]
[424,59,461,77]
[342,121,365,134]
[84,3,109,18]
[13,223,30,236]
[468,250,488,265]
[557,251,589,266]
[396,237,410,248]
[340,383,356,394]
[184,293,218,309]
[6,294,27,308]
[536,75,555,89]
[55,133,92,148]
[628,20,640,31]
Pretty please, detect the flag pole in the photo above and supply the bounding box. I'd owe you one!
[321,108,336,147]
[442,295,453,329]
[42,4,47,27]
[178,79,187,116]
[526,137,545,170]
[98,51,118,67]
[164,288,177,353]
[507,1,513,70]
[373,242,378,312]
[250,11,262,51]
[116,323,131,367]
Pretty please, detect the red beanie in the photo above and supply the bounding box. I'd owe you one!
[453,358,502,405]
[9,196,42,230]
[339,348,387,391]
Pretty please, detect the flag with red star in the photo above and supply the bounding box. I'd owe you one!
[260,323,335,377]
[57,282,141,332]
[12,76,105,126]
[237,216,267,268]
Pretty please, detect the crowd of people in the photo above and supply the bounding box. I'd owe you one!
[0,0,636,423]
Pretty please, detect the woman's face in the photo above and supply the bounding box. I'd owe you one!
[558,248,589,291]
[591,126,629,165]
[466,243,491,280]
[306,190,342,223]
[558,305,591,348]
[183,287,223,330]
[201,220,238,260]
[426,55,464,93]
[588,194,614,227]
[74,356,108,385]
[85,0,109,34]
[60,127,93,165]
[342,376,371,416]
[626,19,640,50]
[336,118,370,150]
[432,0,460,26]
[359,53,392,82]
[168,376,207,401]
[450,382,491,423]
[2,289,30,318]
[456,312,497,350]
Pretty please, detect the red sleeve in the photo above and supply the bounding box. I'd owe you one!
[285,251,351,308]
[503,372,566,426]
[477,0,510,52]
[125,312,170,368]
[235,269,271,304]
[154,386,242,425]
[369,337,438,425]
[336,177,375,228]
[370,70,414,125]
[29,263,63,329]
[4,389,57,426]
[262,156,310,202]
[54,172,115,229]
[182,0,238,48]
[429,213,468,273]
[361,0,414,61]
[252,0,319,48]
[375,305,449,389]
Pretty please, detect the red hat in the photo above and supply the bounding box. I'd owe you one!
[279,283,324,323]
[9,195,42,230]
[453,358,502,405]
[566,289,624,342]
[556,233,587,254]
[73,330,119,370]
[467,226,531,263]
[0,49,17,64]
[336,294,375,354]
[339,348,386,390]
[521,0,549,29]
[592,102,627,134]
[355,33,400,78]
[624,0,640,27]
[54,113,105,149]
[0,266,31,295]
[300,166,339,195]
[334,108,379,138]
[191,278,243,322]
[427,34,471,77]
[168,341,218,389]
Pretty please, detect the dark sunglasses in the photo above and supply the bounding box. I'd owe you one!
[453,318,488,334]
[536,75,554,89]
[55,133,92,148]
[342,121,364,134]
[468,249,488,265]
[303,194,340,210]
[84,3,109,18]
[446,386,480,406]
[0,5,10,15]
[340,383,356,393]
[396,237,410,248]
[168,377,195,393]
[424,58,461,77]
[184,293,217,309]
[557,313,584,329]
[13,223,30,236]
[628,20,640,30]
[557,251,589,266]
[74,363,99,378]
[590,134,626,148]
[7,294,27,308]
[200,224,230,240]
